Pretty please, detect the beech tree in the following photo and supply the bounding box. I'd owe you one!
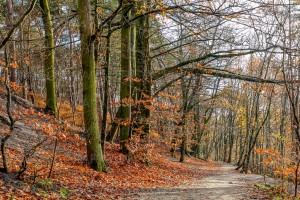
[40,0,58,116]
[78,0,105,171]
[119,0,132,154]
[4,0,300,184]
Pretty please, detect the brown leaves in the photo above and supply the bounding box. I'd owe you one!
[0,91,211,199]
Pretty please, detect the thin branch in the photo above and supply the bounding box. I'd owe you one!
[0,0,38,50]
[152,46,280,80]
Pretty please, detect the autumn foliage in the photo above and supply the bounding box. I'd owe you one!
[0,90,212,199]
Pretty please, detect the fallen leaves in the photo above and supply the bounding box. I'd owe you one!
[0,94,211,199]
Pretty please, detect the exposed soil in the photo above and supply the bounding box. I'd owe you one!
[135,162,271,200]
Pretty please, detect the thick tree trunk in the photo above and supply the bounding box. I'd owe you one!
[134,0,152,136]
[119,1,132,154]
[40,0,57,116]
[78,0,105,171]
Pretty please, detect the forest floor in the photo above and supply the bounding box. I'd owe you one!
[0,92,279,199]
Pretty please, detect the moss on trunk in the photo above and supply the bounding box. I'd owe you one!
[78,0,105,171]
[40,0,57,117]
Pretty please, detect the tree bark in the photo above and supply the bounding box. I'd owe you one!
[78,0,105,171]
[119,0,132,154]
[134,0,152,136]
[6,0,16,82]
[40,0,58,117]
[101,30,112,158]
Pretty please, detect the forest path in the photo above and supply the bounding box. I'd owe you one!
[136,162,269,200]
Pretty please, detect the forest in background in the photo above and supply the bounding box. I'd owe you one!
[1,0,300,198]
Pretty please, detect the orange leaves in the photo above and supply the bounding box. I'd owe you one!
[74,134,80,140]
[255,148,275,155]
[25,108,35,116]
[115,117,131,126]
[123,77,141,83]
[0,59,5,67]
[120,97,134,107]
[24,56,30,66]
[40,123,53,135]
[0,95,210,200]
[256,147,300,183]
[9,81,17,91]
[3,130,10,137]
[110,101,120,107]
[9,61,18,69]
[157,92,178,101]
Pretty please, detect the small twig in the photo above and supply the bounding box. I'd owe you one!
[0,115,10,126]
[48,139,58,178]
[17,138,47,179]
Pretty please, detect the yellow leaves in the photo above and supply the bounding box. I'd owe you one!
[205,69,214,74]
[221,100,231,108]
[136,2,148,15]
[273,133,285,141]
[96,7,103,14]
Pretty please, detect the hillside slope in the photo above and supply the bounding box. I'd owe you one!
[0,93,210,199]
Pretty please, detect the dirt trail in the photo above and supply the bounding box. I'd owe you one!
[136,162,269,200]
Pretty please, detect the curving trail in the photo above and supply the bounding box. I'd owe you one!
[136,162,270,200]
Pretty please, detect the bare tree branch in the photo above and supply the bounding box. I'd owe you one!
[0,0,38,50]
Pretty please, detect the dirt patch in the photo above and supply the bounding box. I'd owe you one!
[135,162,270,200]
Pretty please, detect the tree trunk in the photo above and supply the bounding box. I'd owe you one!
[40,0,58,116]
[6,0,16,83]
[78,0,105,172]
[119,1,132,154]
[134,0,152,136]
[101,30,111,158]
